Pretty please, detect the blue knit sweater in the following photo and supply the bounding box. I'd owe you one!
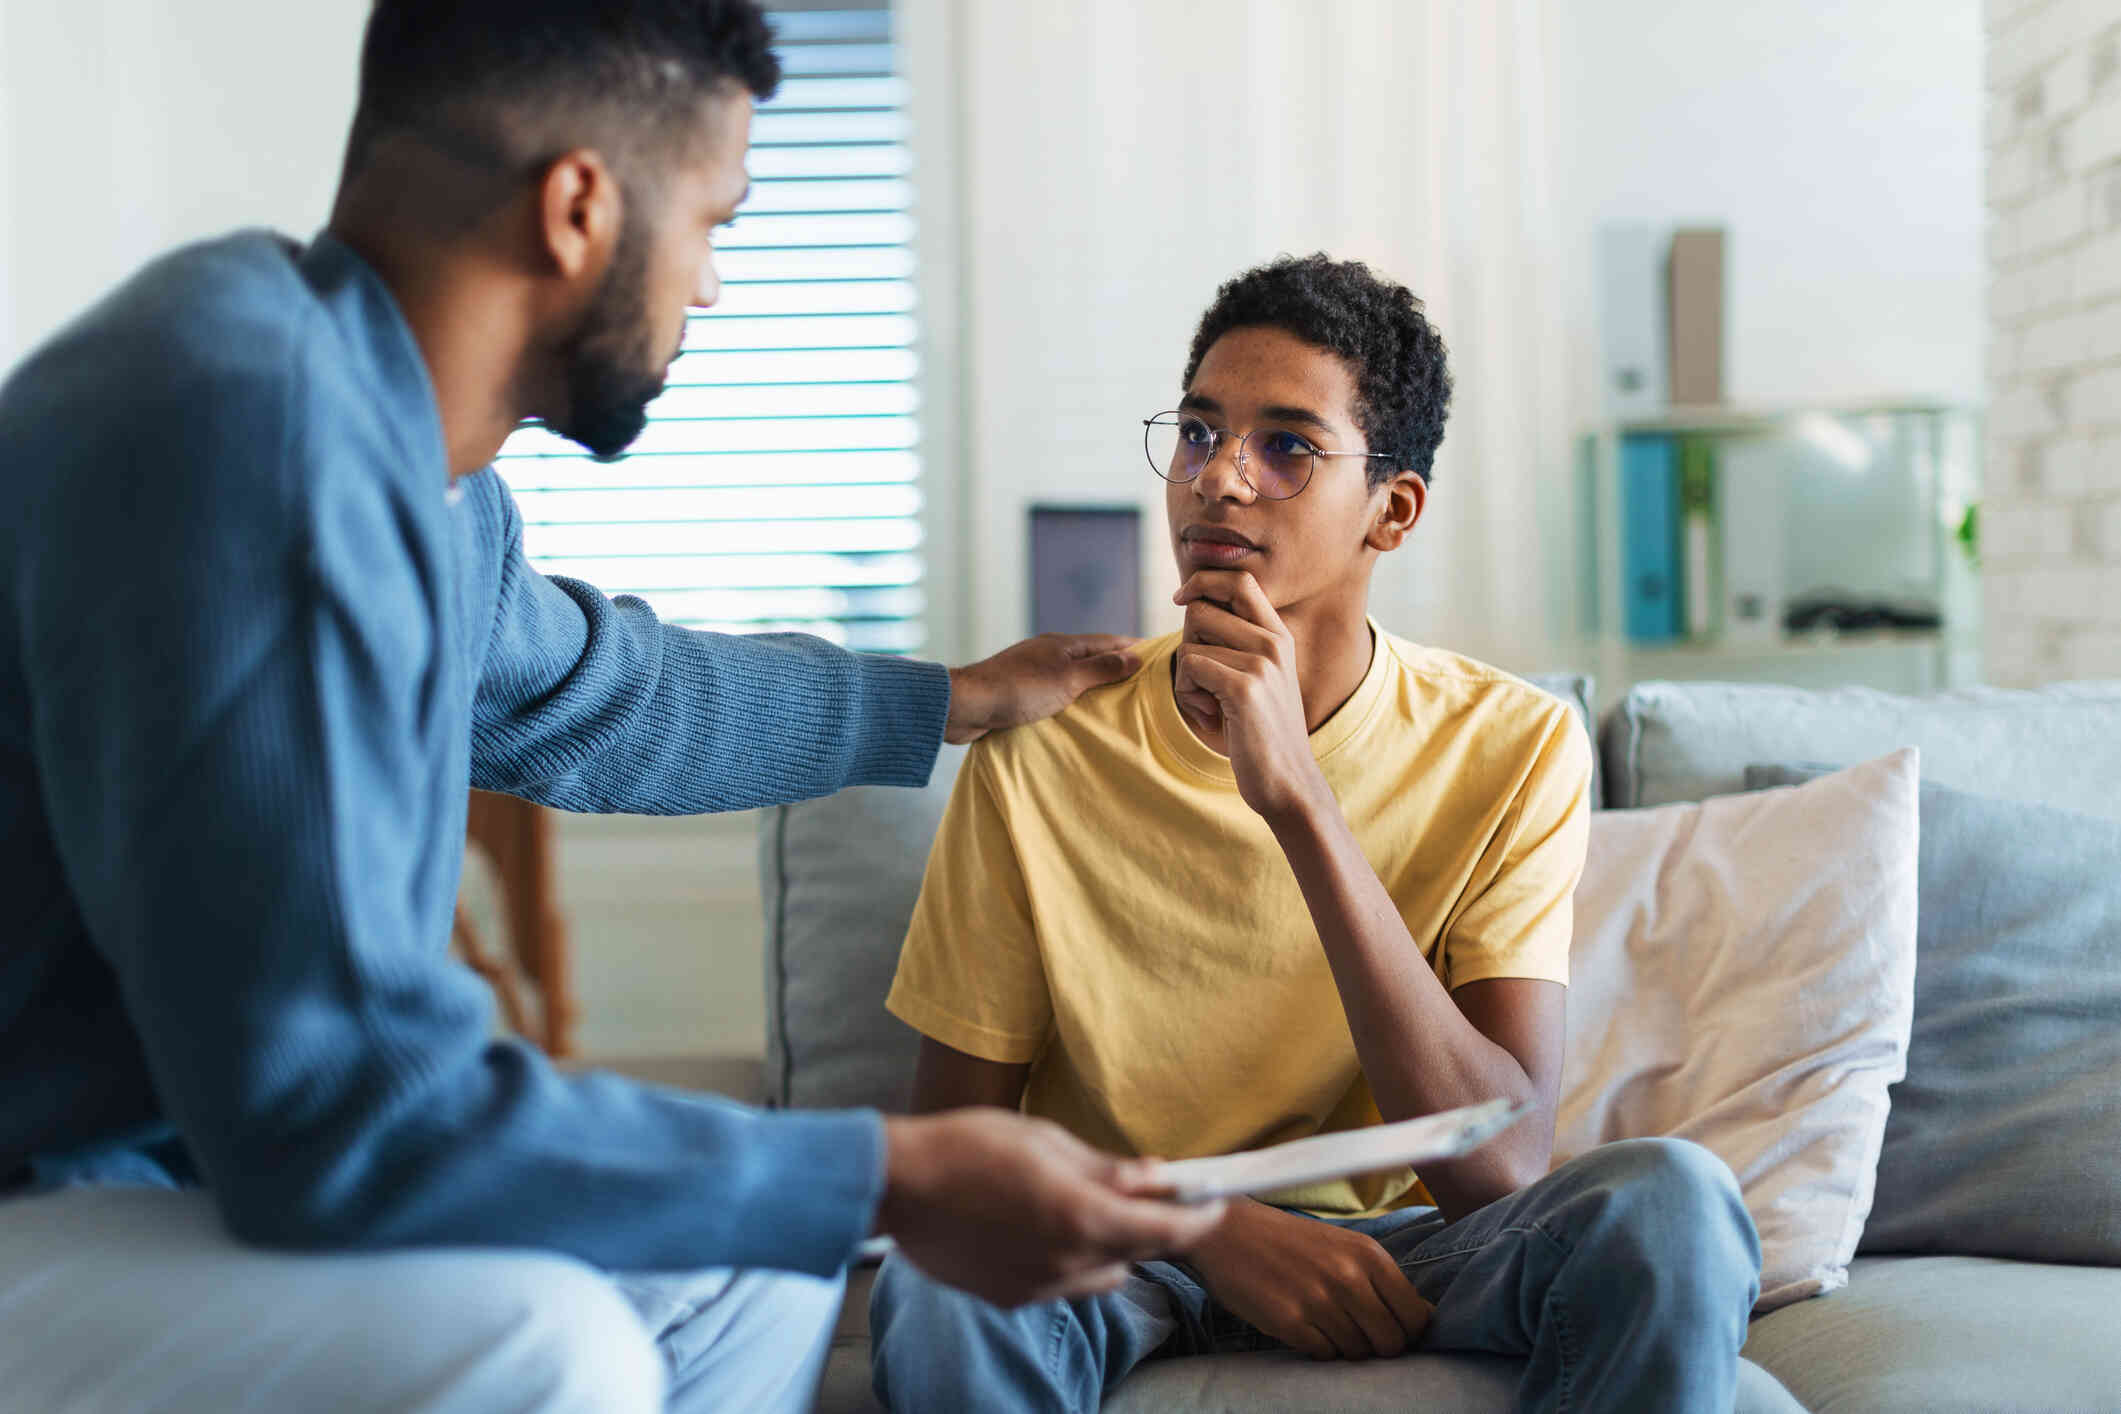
[0,232,950,1275]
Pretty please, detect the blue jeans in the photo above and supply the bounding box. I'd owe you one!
[871,1137,1762,1414]
[0,1186,841,1413]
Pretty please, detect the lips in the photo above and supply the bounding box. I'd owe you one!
[1181,527,1262,551]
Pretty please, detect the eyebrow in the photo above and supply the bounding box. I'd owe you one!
[1178,392,1337,437]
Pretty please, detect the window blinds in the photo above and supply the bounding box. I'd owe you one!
[492,4,924,653]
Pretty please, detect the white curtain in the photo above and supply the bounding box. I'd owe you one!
[932,0,1577,670]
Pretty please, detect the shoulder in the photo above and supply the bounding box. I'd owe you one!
[1376,631,1590,781]
[2,234,327,526]
[3,233,442,617]
[964,630,1177,784]
[1380,634,1572,725]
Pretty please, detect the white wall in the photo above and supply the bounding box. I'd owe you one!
[0,0,368,366]
[1553,0,1986,410]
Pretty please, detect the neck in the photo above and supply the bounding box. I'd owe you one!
[1279,595,1377,733]
[326,205,538,482]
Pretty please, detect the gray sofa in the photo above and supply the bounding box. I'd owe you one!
[751,675,2121,1413]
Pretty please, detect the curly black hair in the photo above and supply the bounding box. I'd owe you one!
[1181,254,1452,487]
[346,0,780,178]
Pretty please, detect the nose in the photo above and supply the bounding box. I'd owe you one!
[1192,432,1257,504]
[690,253,722,311]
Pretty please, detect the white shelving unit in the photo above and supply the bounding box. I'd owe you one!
[1572,404,1983,700]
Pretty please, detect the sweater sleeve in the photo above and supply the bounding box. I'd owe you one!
[18,371,885,1274]
[464,470,950,813]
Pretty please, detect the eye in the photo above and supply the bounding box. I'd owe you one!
[1178,416,1216,446]
[1257,429,1316,459]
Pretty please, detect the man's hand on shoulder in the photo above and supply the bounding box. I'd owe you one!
[945,634,1142,745]
[876,1109,1224,1306]
[1185,1197,1433,1361]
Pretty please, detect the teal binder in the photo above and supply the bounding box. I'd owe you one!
[1622,434,1681,643]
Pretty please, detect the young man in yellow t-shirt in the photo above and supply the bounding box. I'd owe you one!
[870,255,1763,1413]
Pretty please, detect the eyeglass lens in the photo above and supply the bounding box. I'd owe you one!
[1145,414,1313,499]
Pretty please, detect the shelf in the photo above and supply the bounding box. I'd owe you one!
[1609,402,1970,437]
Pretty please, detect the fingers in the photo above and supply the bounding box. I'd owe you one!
[1171,644,1249,704]
[1181,596,1280,657]
[1072,1186,1227,1265]
[1059,634,1140,660]
[1308,1301,1374,1360]
[1107,1157,1176,1199]
[1073,650,1141,688]
[1344,1280,1409,1359]
[1373,1267,1434,1347]
[1173,570,1283,633]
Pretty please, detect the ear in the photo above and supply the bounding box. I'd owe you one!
[532,148,625,285]
[1366,469,1427,552]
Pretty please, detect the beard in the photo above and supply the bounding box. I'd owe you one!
[549,215,675,462]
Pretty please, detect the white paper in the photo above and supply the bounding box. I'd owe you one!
[1154,1098,1531,1205]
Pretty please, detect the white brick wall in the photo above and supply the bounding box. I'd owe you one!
[1987,0,2121,684]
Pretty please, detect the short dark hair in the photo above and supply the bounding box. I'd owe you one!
[1181,254,1453,487]
[345,0,780,179]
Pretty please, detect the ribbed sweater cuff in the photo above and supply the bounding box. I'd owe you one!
[845,655,951,787]
[742,1107,889,1275]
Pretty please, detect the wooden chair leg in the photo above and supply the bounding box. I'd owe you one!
[456,792,578,1058]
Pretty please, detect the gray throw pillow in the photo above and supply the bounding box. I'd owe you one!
[1746,763,2121,1263]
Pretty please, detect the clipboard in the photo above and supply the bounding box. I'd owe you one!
[1153,1098,1532,1205]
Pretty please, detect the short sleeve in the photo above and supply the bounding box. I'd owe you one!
[885,746,1052,1064]
[1441,705,1594,989]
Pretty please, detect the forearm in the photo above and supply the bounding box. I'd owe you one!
[908,1036,1030,1114]
[476,582,950,812]
[1268,793,1547,1218]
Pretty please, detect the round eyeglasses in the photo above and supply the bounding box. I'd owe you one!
[1142,411,1395,500]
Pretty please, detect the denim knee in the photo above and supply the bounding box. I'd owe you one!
[1569,1138,1760,1301]
[491,1258,666,1414]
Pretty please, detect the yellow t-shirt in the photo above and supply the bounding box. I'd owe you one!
[886,623,1592,1217]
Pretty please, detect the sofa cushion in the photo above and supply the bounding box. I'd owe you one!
[761,674,1596,1112]
[1599,679,2121,818]
[1741,1254,2121,1414]
[1554,751,1922,1309]
[814,1265,1807,1414]
[759,745,968,1111]
[1747,765,2121,1265]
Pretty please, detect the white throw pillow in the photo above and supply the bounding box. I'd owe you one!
[1552,748,1920,1311]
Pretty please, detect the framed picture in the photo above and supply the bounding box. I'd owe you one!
[1029,504,1141,638]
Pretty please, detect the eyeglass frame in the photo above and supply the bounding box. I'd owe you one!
[1141,410,1399,501]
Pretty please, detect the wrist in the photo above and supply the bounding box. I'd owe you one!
[875,1115,938,1236]
[1260,768,1338,836]
[943,666,983,745]
[1187,1194,1267,1269]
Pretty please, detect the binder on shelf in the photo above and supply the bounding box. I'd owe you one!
[1621,434,1682,644]
[1679,438,1719,640]
[1595,224,1667,419]
[1716,438,1788,646]
[1667,228,1726,406]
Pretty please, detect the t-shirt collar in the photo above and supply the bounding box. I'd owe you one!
[1145,616,1394,786]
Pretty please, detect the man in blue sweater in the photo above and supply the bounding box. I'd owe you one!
[0,2,1224,1410]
